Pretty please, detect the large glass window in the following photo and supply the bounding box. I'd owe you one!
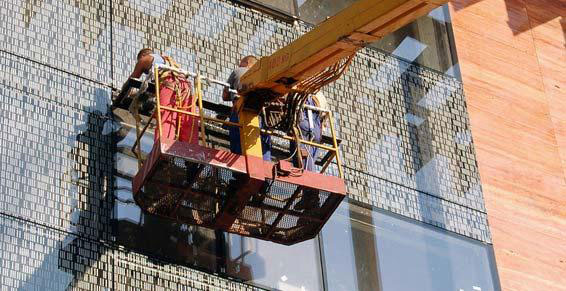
[113,123,499,291]
[111,119,498,290]
[321,202,381,291]
[298,1,459,77]
[225,235,323,290]
[321,201,501,291]
[243,0,460,78]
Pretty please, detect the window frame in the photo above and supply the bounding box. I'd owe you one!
[230,0,299,22]
[318,198,502,291]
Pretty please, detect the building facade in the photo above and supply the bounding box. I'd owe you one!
[449,0,566,290]
[0,0,507,290]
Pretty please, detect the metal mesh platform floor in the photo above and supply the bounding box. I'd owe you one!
[132,138,346,245]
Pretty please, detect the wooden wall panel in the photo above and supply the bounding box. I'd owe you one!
[449,0,566,290]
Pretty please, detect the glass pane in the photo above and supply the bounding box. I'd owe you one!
[251,0,298,15]
[321,203,381,291]
[226,235,323,290]
[321,201,500,291]
[371,5,459,78]
[297,1,460,78]
[374,207,498,291]
[297,0,357,24]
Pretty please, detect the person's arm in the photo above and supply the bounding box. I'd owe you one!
[222,70,236,102]
[114,55,153,104]
[222,86,230,102]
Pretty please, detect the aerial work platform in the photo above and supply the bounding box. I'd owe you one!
[127,65,346,245]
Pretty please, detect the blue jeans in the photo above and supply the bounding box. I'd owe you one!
[291,120,322,171]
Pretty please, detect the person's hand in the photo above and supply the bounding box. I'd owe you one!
[111,88,121,102]
[112,87,133,109]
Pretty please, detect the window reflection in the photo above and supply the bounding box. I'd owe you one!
[321,200,500,291]
[112,121,223,273]
[297,1,460,78]
[321,203,381,291]
[246,0,298,15]
[374,207,498,291]
[372,5,459,77]
[297,0,357,24]
[226,235,323,290]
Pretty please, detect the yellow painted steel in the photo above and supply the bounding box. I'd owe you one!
[154,66,164,140]
[175,94,182,140]
[196,75,207,146]
[236,98,264,158]
[328,112,343,178]
[240,0,446,95]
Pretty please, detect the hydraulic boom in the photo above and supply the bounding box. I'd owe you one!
[241,0,448,98]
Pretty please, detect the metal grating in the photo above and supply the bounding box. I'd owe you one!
[230,179,335,244]
[132,140,345,245]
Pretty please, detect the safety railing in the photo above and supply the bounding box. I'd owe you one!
[131,64,344,178]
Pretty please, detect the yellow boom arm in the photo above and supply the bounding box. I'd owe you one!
[240,0,448,96]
